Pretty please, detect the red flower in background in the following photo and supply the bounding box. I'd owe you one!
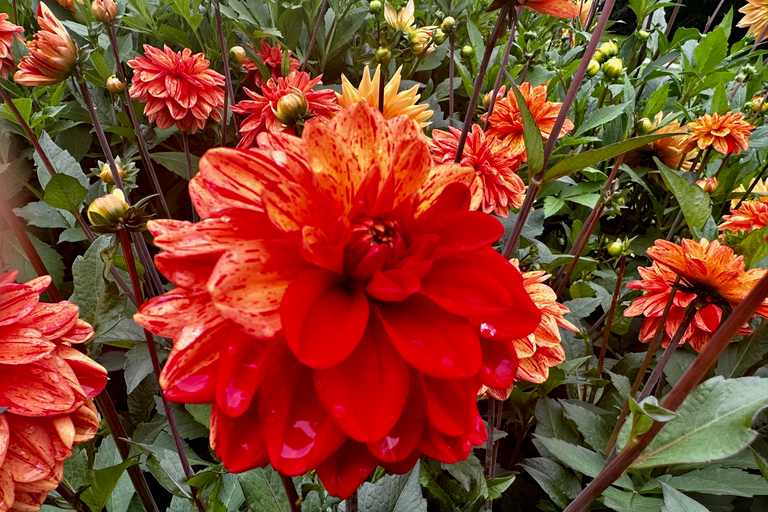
[128,45,225,134]
[0,271,106,512]
[243,41,300,88]
[719,200,768,233]
[135,102,540,497]
[231,70,339,149]
[487,0,580,18]
[430,125,524,217]
[0,14,23,79]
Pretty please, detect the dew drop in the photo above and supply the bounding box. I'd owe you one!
[479,322,497,339]
[331,404,346,419]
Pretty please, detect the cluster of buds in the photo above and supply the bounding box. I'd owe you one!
[87,189,153,233]
[593,40,618,63]
[585,41,623,80]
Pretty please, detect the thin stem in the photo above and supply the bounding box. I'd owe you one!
[345,493,359,512]
[454,4,511,163]
[11,0,17,26]
[117,228,206,512]
[703,0,726,34]
[449,32,455,125]
[730,24,768,100]
[56,483,93,512]
[484,7,520,131]
[734,161,768,211]
[0,193,63,302]
[214,0,240,141]
[564,273,768,512]
[106,23,171,219]
[665,0,682,37]
[302,0,328,72]
[583,0,600,31]
[181,131,199,223]
[378,67,385,114]
[590,256,626,403]
[281,474,301,512]
[484,396,497,494]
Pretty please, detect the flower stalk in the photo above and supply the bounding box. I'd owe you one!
[213,0,239,142]
[282,474,301,512]
[590,255,626,403]
[449,31,455,123]
[302,0,329,72]
[483,7,520,131]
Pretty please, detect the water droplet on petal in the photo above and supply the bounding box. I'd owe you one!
[479,322,497,339]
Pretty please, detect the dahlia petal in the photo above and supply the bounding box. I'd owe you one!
[364,268,422,302]
[304,122,363,214]
[329,101,390,185]
[3,416,55,483]
[211,404,269,473]
[480,338,519,390]
[418,425,475,464]
[216,335,282,417]
[0,467,13,511]
[313,319,409,442]
[0,284,40,327]
[366,373,426,463]
[0,356,78,416]
[55,346,107,399]
[416,164,475,216]
[0,415,8,465]
[694,304,722,332]
[316,440,380,499]
[0,326,55,365]
[424,211,504,259]
[59,319,95,344]
[421,374,481,437]
[282,269,369,369]
[19,302,78,340]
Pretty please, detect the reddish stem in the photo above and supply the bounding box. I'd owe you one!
[590,255,626,402]
[483,7,520,131]
[282,474,301,512]
[302,0,328,72]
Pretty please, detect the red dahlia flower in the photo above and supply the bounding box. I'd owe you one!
[135,102,541,497]
[0,14,22,79]
[0,271,106,512]
[719,200,768,233]
[231,70,339,149]
[487,0,580,18]
[243,41,300,88]
[430,124,524,217]
[128,45,225,134]
[14,4,77,86]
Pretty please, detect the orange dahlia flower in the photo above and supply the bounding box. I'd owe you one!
[738,0,768,42]
[624,114,694,171]
[682,112,755,155]
[480,264,577,399]
[14,4,78,87]
[0,271,106,512]
[127,45,225,134]
[232,70,339,149]
[0,14,22,79]
[732,178,768,208]
[482,82,574,161]
[337,66,432,127]
[243,41,300,89]
[134,102,541,497]
[52,0,82,12]
[430,124,524,217]
[488,0,580,18]
[719,200,768,233]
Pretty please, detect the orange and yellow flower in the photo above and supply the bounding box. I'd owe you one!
[696,177,718,194]
[242,41,300,89]
[624,114,695,171]
[0,271,106,512]
[0,14,22,79]
[682,112,755,155]
[135,102,541,498]
[577,0,594,27]
[232,70,339,148]
[488,0,580,18]
[719,200,768,233]
[738,0,768,42]
[52,0,83,12]
[430,124,524,217]
[482,82,574,160]
[14,4,78,86]
[732,178,768,208]
[338,66,432,127]
[384,0,415,30]
[127,45,225,134]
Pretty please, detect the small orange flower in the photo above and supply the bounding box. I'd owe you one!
[696,177,718,194]
[231,70,339,148]
[719,200,768,233]
[128,45,225,134]
[482,82,574,161]
[488,0,580,18]
[624,114,695,171]
[0,14,22,79]
[430,124,524,217]
[52,0,83,12]
[14,4,78,86]
[242,41,300,89]
[682,112,755,155]
[738,0,768,42]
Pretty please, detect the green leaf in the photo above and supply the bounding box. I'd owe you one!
[660,482,708,512]
[658,161,712,231]
[13,201,71,229]
[442,455,487,499]
[510,83,544,175]
[239,465,292,512]
[543,133,678,184]
[0,233,65,288]
[520,458,580,509]
[694,27,727,76]
[90,51,112,82]
[575,104,630,136]
[124,344,155,394]
[419,460,456,509]
[710,82,729,114]
[629,376,768,468]
[533,436,633,489]
[602,487,664,512]
[150,151,200,180]
[356,466,426,512]
[658,466,768,497]
[717,323,768,378]
[641,83,669,119]
[0,98,32,123]
[34,131,90,189]
[560,401,613,451]
[43,174,88,211]
[81,459,140,512]
[486,476,514,500]
[94,437,135,512]
[734,226,768,268]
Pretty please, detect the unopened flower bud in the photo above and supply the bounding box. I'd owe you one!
[461,45,474,59]
[752,95,768,114]
[91,0,117,23]
[743,64,757,78]
[106,75,124,93]
[637,117,653,135]
[273,90,309,127]
[440,16,455,32]
[375,46,392,65]
[636,29,650,41]
[88,189,129,228]
[369,0,382,14]
[607,241,623,257]
[586,59,600,77]
[603,57,623,79]
[229,45,246,66]
[696,177,718,194]
[433,28,446,45]
[599,41,618,58]
[99,162,124,184]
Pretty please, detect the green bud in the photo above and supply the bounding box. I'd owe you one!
[607,241,623,257]
[433,28,446,45]
[636,29,650,42]
[369,0,382,14]
[586,59,600,77]
[273,90,309,127]
[375,47,392,65]
[603,57,623,79]
[593,49,606,63]
[88,190,129,230]
[440,16,455,32]
[599,40,618,58]
[637,117,653,135]
[461,45,474,59]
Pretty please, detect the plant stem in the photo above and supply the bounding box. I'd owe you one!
[664,0,682,37]
[378,67,385,114]
[703,0,725,34]
[733,161,768,211]
[564,273,768,512]
[213,0,240,142]
[484,396,496,481]
[502,0,618,256]
[302,0,328,72]
[730,24,768,100]
[56,483,92,512]
[449,32,455,125]
[345,492,358,512]
[105,23,171,219]
[583,0,600,30]
[281,474,301,512]
[0,193,63,302]
[117,228,206,512]
[483,7,520,131]
[11,0,17,26]
[181,131,200,223]
[454,4,511,162]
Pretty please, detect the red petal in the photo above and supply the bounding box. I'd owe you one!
[56,346,108,399]
[211,404,269,473]
[421,374,481,437]
[378,295,481,379]
[480,339,519,390]
[0,326,55,365]
[316,440,380,499]
[3,415,55,483]
[0,356,79,416]
[0,284,39,327]
[282,269,369,369]
[216,335,282,417]
[19,302,78,340]
[694,304,722,332]
[364,269,421,302]
[426,211,504,259]
[418,425,474,464]
[367,372,426,463]
[313,319,409,442]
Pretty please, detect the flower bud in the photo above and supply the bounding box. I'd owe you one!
[88,189,129,228]
[751,95,768,114]
[593,49,606,63]
[696,177,718,194]
[607,241,623,257]
[599,40,618,58]
[743,64,757,78]
[229,45,246,66]
[375,46,392,65]
[15,4,79,86]
[636,29,650,42]
[440,16,455,32]
[461,45,474,59]
[637,117,653,135]
[603,57,623,79]
[106,75,124,93]
[99,162,124,184]
[273,90,309,127]
[91,0,117,23]
[369,0,382,14]
[586,59,600,77]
